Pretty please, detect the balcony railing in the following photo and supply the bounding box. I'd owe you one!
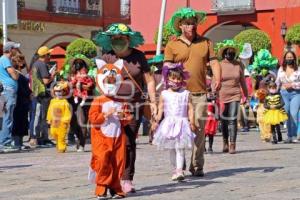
[120,0,130,19]
[211,0,255,15]
[49,0,102,17]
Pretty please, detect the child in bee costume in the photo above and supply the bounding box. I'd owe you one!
[263,82,288,144]
[255,89,272,142]
[47,81,72,152]
[89,58,132,200]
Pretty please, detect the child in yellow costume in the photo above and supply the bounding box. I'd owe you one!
[47,81,72,153]
[255,89,272,142]
[263,82,288,144]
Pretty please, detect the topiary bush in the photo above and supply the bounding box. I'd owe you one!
[285,24,300,45]
[61,38,97,79]
[65,38,97,59]
[154,20,176,47]
[234,29,271,53]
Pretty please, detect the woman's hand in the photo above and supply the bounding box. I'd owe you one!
[282,83,293,89]
[151,121,159,131]
[190,123,196,132]
[150,102,158,117]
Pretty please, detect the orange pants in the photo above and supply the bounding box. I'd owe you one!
[90,129,126,196]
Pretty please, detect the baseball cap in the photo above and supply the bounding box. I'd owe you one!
[3,41,21,52]
[37,46,53,56]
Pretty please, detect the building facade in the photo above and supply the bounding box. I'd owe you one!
[131,0,300,59]
[3,0,130,61]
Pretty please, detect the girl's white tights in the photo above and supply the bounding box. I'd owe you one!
[169,148,185,170]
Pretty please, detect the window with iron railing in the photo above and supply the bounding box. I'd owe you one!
[120,0,130,18]
[50,0,102,16]
[17,0,25,9]
[18,0,48,11]
[211,0,255,15]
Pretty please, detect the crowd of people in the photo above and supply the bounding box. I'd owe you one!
[0,7,300,200]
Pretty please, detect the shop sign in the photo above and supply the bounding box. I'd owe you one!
[18,20,46,32]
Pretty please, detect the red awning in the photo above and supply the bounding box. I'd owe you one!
[50,46,66,56]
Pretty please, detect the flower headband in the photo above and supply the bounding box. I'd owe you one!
[162,63,190,86]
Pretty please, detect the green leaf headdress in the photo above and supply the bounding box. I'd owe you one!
[214,39,242,59]
[94,23,144,52]
[148,54,164,74]
[169,7,206,36]
[248,49,278,77]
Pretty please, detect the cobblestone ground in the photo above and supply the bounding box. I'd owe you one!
[1,130,300,200]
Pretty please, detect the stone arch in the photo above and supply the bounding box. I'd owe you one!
[39,33,83,48]
[203,21,258,43]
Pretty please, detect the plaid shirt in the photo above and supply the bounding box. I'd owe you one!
[276,67,300,90]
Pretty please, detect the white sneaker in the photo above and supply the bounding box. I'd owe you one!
[292,137,298,143]
[171,173,178,181]
[176,170,185,181]
[74,97,78,104]
[77,146,84,152]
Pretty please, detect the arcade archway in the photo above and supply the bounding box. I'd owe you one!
[204,22,257,43]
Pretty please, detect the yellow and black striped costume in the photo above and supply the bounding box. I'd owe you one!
[263,93,288,125]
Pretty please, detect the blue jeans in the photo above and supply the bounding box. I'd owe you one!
[0,88,17,146]
[281,89,300,138]
[29,97,38,139]
[297,112,300,137]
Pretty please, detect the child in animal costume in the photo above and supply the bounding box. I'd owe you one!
[47,81,72,153]
[263,82,288,144]
[89,58,132,199]
[255,89,272,142]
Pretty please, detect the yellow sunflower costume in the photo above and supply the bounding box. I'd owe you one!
[263,93,288,125]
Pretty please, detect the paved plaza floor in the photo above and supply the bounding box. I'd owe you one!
[1,131,300,200]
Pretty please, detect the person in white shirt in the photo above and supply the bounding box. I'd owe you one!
[276,50,300,143]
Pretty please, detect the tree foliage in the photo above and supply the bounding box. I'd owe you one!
[234,29,271,53]
[65,38,97,59]
[154,21,176,47]
[285,24,300,45]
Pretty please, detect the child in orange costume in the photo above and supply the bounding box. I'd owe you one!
[89,58,132,200]
[47,81,72,153]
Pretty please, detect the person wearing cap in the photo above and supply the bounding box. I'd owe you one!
[216,40,248,154]
[0,41,20,151]
[95,23,157,193]
[164,7,221,177]
[30,46,56,147]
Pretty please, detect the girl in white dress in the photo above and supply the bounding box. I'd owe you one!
[152,63,195,181]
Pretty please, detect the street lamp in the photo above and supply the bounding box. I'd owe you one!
[280,22,287,39]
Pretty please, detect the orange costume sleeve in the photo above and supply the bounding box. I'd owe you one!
[89,97,106,126]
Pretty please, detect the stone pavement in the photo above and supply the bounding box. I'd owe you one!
[1,130,300,200]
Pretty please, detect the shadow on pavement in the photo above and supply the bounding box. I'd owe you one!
[210,147,292,155]
[237,147,292,154]
[202,166,284,180]
[131,180,220,197]
[131,166,283,197]
[0,164,33,170]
